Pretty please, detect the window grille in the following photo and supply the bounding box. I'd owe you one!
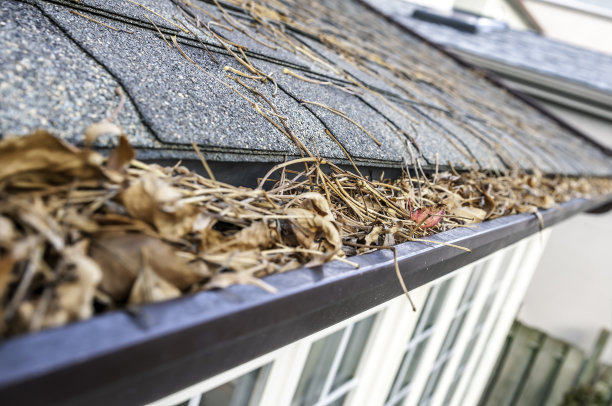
[384,277,455,406]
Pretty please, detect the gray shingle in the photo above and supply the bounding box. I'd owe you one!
[1,0,610,176]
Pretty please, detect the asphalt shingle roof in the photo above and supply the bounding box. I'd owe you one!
[1,0,610,176]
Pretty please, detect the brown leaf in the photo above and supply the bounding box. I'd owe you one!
[0,254,14,300]
[121,173,198,238]
[84,120,123,147]
[55,240,102,320]
[90,232,208,301]
[106,135,135,172]
[21,241,103,332]
[203,250,262,272]
[0,131,105,183]
[449,206,487,224]
[60,207,99,233]
[365,225,383,246]
[516,204,538,214]
[128,248,181,305]
[228,221,274,251]
[524,194,555,209]
[0,216,15,247]
[18,201,65,252]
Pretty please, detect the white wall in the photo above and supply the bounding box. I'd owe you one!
[518,210,612,363]
[523,0,612,55]
[541,102,612,149]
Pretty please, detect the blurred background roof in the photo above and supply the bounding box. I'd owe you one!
[1,0,610,176]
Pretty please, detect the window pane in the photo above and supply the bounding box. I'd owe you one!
[292,329,345,406]
[331,314,376,391]
[327,393,347,406]
[421,278,453,332]
[200,364,270,406]
[419,265,487,405]
[458,264,485,307]
[401,339,428,388]
[439,311,468,356]
[385,277,455,405]
[419,359,448,404]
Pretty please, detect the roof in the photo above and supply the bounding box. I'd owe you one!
[1,1,612,403]
[366,0,612,119]
[1,0,611,176]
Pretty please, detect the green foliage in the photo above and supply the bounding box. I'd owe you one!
[561,384,607,406]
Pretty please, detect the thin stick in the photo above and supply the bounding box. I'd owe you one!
[257,157,323,190]
[144,14,172,48]
[344,241,416,311]
[302,100,382,147]
[410,238,471,252]
[125,0,189,33]
[191,141,216,181]
[70,10,128,33]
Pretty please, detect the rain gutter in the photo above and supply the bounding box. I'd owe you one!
[0,194,610,406]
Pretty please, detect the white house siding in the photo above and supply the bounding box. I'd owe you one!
[523,0,612,55]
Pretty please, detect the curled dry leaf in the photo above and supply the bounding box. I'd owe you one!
[128,248,181,305]
[109,135,134,167]
[0,216,15,247]
[203,250,265,272]
[17,240,102,332]
[0,131,104,184]
[90,232,209,301]
[365,225,383,246]
[121,173,198,239]
[282,207,342,256]
[18,201,65,252]
[84,120,123,147]
[449,206,487,224]
[0,255,13,300]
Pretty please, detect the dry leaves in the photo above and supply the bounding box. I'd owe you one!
[0,130,610,338]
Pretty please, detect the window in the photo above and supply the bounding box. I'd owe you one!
[384,277,454,406]
[418,263,486,405]
[442,253,512,405]
[291,314,377,406]
[171,364,271,406]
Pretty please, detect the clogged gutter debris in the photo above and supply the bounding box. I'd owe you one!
[0,129,610,338]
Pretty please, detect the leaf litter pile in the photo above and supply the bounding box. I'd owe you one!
[0,126,611,339]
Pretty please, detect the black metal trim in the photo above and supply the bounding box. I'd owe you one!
[0,195,610,406]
